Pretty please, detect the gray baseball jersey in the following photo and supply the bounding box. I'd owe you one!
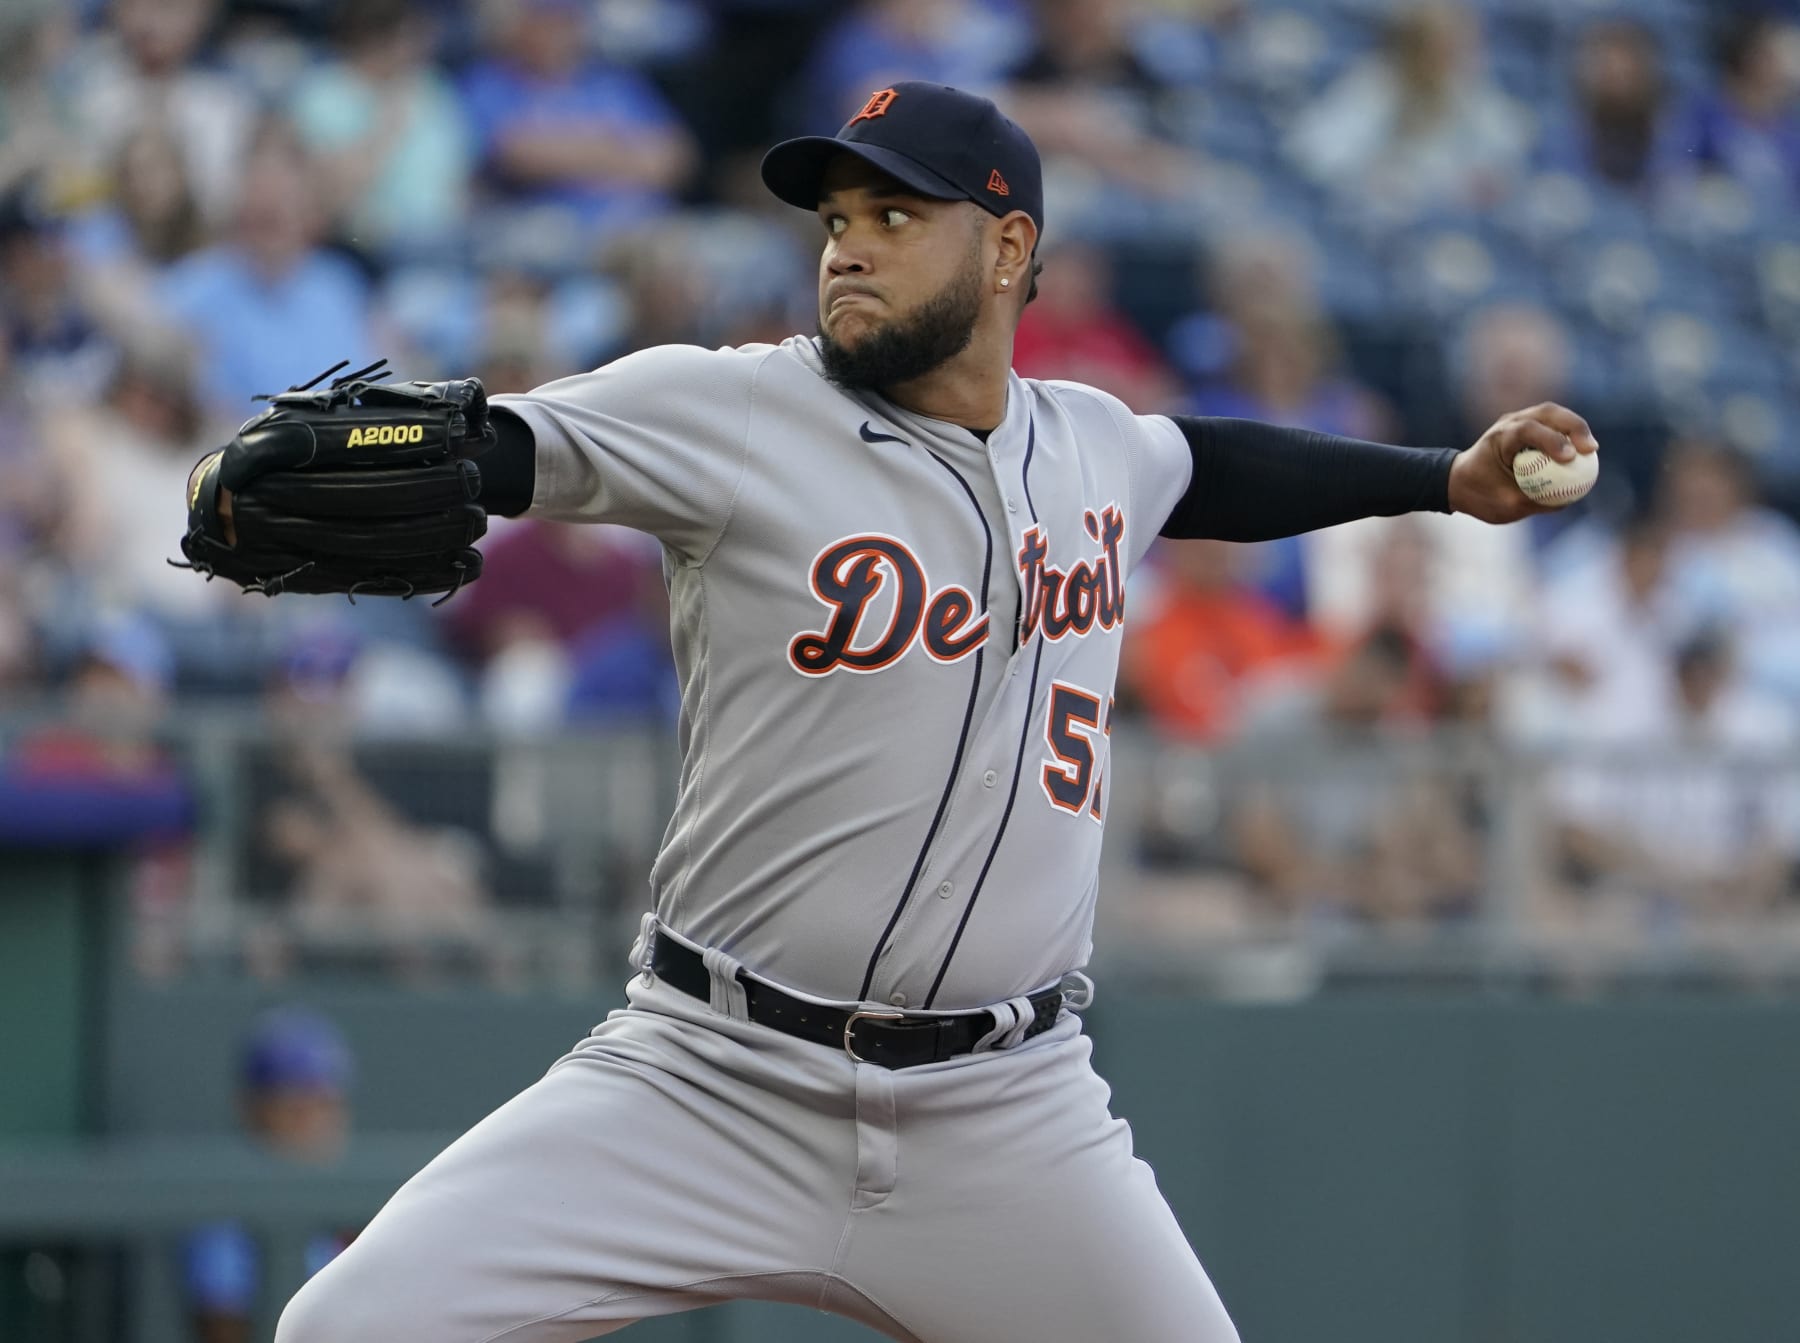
[494,334,1192,1010]
[278,338,1242,1343]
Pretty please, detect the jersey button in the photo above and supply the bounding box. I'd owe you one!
[1006,497,1018,512]
[889,992,908,1007]
[937,880,954,899]
[982,770,998,788]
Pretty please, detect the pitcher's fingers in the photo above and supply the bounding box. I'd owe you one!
[1527,402,1598,451]
[1509,415,1576,463]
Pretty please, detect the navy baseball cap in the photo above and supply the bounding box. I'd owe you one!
[762,82,1043,237]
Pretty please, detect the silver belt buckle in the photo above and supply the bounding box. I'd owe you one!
[844,1009,907,1063]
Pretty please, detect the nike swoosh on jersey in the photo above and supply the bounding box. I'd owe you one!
[859,421,908,445]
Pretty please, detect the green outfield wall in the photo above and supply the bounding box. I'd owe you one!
[4,858,1799,1343]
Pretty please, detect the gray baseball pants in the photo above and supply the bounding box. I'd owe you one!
[274,962,1239,1342]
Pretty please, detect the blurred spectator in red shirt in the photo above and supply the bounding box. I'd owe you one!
[1286,0,1530,217]
[444,523,659,664]
[1011,240,1179,412]
[442,521,666,730]
[1122,538,1326,743]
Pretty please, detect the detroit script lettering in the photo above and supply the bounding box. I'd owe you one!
[787,505,1126,676]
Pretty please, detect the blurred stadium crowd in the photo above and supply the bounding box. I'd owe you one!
[3,0,1800,965]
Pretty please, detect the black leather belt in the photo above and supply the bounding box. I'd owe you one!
[648,933,1064,1070]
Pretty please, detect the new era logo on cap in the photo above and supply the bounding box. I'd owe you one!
[759,82,1044,237]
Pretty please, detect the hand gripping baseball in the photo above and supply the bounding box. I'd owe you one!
[1447,402,1600,525]
[176,360,495,602]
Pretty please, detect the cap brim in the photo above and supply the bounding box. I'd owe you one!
[760,137,969,212]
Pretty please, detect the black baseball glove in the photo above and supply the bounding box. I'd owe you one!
[177,360,494,602]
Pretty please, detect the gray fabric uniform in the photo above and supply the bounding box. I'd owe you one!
[275,335,1240,1342]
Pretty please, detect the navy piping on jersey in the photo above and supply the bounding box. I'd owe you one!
[856,444,995,1003]
[1020,416,1039,523]
[925,636,1046,1008]
[923,411,1042,1008]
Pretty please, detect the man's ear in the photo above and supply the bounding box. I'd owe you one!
[994,210,1038,280]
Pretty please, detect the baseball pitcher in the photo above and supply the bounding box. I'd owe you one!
[180,83,1597,1343]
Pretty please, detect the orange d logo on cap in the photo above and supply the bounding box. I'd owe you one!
[849,88,899,124]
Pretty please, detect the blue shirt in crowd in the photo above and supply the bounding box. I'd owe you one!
[157,247,374,415]
[460,58,683,237]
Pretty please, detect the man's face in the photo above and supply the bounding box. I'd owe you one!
[116,0,214,73]
[814,155,986,390]
[245,1087,348,1162]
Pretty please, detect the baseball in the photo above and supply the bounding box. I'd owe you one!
[1512,446,1598,507]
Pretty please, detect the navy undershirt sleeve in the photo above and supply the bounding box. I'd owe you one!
[1159,416,1458,542]
[482,406,537,518]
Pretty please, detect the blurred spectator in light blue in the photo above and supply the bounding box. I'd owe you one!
[1180,234,1387,439]
[157,120,375,418]
[1169,230,1390,620]
[1539,19,1685,199]
[65,0,254,228]
[1655,438,1800,705]
[461,0,696,266]
[290,0,473,263]
[1679,11,1800,208]
[183,1006,355,1343]
[1526,514,1684,746]
[0,185,117,402]
[1550,628,1799,925]
[65,125,209,355]
[1286,0,1529,218]
[800,0,1020,134]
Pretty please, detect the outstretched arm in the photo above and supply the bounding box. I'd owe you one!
[1159,404,1598,541]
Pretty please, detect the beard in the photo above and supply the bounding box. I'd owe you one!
[817,253,984,391]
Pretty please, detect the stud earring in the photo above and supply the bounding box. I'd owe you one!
[999,277,1011,289]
